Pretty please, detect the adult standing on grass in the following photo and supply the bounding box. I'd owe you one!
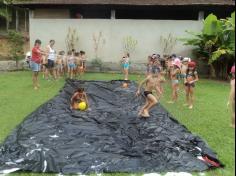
[45,40,57,80]
[228,65,235,128]
[31,39,43,90]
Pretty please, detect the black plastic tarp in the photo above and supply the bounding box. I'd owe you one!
[0,80,223,174]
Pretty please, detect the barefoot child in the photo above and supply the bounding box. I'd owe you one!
[181,57,190,80]
[136,73,163,118]
[79,51,87,76]
[70,87,89,110]
[168,59,181,103]
[166,56,174,79]
[180,57,190,90]
[55,51,65,79]
[67,51,76,79]
[228,65,235,128]
[74,52,80,77]
[122,53,130,80]
[146,56,153,77]
[31,39,43,90]
[184,62,199,109]
[62,52,68,77]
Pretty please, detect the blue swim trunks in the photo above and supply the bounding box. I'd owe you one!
[68,63,76,69]
[123,63,130,69]
[31,61,41,72]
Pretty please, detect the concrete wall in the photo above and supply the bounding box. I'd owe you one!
[30,19,203,64]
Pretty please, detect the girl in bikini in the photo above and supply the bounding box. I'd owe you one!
[122,53,130,80]
[168,58,181,104]
[184,61,199,109]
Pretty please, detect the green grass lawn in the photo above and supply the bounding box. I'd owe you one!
[0,71,235,176]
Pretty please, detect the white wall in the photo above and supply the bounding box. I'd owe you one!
[30,19,202,63]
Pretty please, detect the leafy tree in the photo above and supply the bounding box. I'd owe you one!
[7,30,24,68]
[181,12,235,79]
[0,0,29,31]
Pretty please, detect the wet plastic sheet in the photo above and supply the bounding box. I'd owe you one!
[0,80,223,174]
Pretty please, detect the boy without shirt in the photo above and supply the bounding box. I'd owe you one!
[136,72,163,118]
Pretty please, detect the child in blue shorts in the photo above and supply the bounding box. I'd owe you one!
[67,51,76,79]
[122,53,130,80]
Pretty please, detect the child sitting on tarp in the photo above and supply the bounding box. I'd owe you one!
[70,87,89,111]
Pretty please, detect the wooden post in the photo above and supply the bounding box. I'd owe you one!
[6,6,9,31]
[198,11,205,21]
[24,10,27,32]
[16,9,19,31]
[111,10,116,19]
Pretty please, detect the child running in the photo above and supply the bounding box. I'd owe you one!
[136,72,163,118]
[184,61,199,109]
[168,58,181,104]
[70,87,89,110]
[228,65,235,128]
[122,53,130,80]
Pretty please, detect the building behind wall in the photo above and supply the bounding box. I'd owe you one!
[13,0,235,73]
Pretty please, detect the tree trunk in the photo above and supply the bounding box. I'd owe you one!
[6,6,9,31]
[209,63,216,78]
[16,9,19,31]
[16,60,19,69]
[225,62,229,80]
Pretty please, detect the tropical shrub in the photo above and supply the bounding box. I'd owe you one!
[181,12,235,79]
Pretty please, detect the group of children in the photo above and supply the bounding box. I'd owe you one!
[30,39,87,90]
[30,39,234,128]
[136,54,199,118]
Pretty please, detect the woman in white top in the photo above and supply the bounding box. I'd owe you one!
[45,40,57,80]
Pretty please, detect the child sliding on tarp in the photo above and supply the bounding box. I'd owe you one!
[70,87,89,111]
[136,71,163,118]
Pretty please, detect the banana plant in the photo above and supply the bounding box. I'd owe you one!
[180,12,235,78]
